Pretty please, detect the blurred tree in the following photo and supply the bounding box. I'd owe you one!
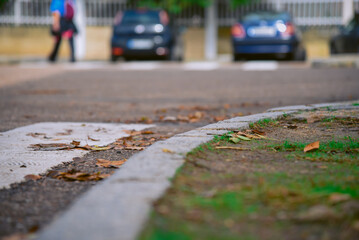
[0,0,8,9]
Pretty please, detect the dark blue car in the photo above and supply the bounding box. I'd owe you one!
[330,12,359,54]
[111,9,183,61]
[231,11,306,61]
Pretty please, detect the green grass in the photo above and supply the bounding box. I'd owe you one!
[140,120,359,240]
[320,116,337,122]
[249,118,278,129]
[265,138,359,153]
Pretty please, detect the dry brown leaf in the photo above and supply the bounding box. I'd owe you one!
[215,146,249,150]
[123,146,145,151]
[304,141,320,152]
[55,170,110,181]
[71,140,81,146]
[88,136,100,141]
[328,193,351,204]
[24,174,42,181]
[214,116,226,121]
[96,158,127,168]
[353,221,359,231]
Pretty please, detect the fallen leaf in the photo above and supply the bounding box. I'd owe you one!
[123,146,145,151]
[317,165,328,169]
[24,174,41,181]
[1,233,28,240]
[216,146,249,150]
[236,135,251,141]
[353,221,359,231]
[297,205,339,222]
[30,143,73,151]
[141,130,154,135]
[304,141,320,152]
[214,116,226,121]
[162,148,175,154]
[329,193,351,204]
[71,140,81,146]
[54,170,110,181]
[230,137,240,144]
[56,129,73,136]
[96,159,127,168]
[163,116,178,122]
[251,129,266,136]
[88,136,100,141]
[90,146,112,151]
[26,132,47,138]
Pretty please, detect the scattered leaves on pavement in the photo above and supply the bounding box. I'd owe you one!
[114,131,166,151]
[96,159,126,168]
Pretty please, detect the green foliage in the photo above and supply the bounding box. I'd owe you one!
[132,0,252,13]
[0,0,7,9]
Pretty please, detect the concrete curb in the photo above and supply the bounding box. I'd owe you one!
[311,55,359,69]
[36,101,359,240]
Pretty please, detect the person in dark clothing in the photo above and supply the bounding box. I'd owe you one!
[48,0,78,62]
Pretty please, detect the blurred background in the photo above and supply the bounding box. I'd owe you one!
[0,0,358,62]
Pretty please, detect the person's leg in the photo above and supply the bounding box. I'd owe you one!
[68,36,75,62]
[48,35,62,62]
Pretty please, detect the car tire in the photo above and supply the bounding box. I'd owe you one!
[233,54,242,62]
[330,43,337,55]
[110,55,118,62]
[295,49,306,61]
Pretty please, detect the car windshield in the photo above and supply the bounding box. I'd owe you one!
[121,11,160,25]
[243,12,290,22]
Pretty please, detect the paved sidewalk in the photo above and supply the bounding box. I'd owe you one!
[35,100,359,240]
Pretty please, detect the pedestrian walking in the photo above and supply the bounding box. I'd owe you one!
[48,0,78,62]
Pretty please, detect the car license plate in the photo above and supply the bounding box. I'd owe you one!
[248,27,276,37]
[128,39,154,49]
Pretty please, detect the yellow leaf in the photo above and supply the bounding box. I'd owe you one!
[90,146,112,151]
[162,148,175,154]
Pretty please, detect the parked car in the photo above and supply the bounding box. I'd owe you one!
[111,9,184,61]
[330,12,359,55]
[231,11,306,61]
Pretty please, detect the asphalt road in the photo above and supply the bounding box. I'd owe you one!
[0,61,358,132]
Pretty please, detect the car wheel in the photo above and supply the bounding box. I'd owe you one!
[110,55,118,62]
[295,49,306,61]
[330,43,337,55]
[233,54,241,62]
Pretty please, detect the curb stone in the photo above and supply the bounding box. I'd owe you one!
[36,101,359,240]
[311,55,359,69]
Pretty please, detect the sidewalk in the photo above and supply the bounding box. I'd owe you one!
[33,101,359,240]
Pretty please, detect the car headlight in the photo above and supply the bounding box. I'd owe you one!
[154,24,164,33]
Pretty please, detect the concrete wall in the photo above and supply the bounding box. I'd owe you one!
[0,26,330,61]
